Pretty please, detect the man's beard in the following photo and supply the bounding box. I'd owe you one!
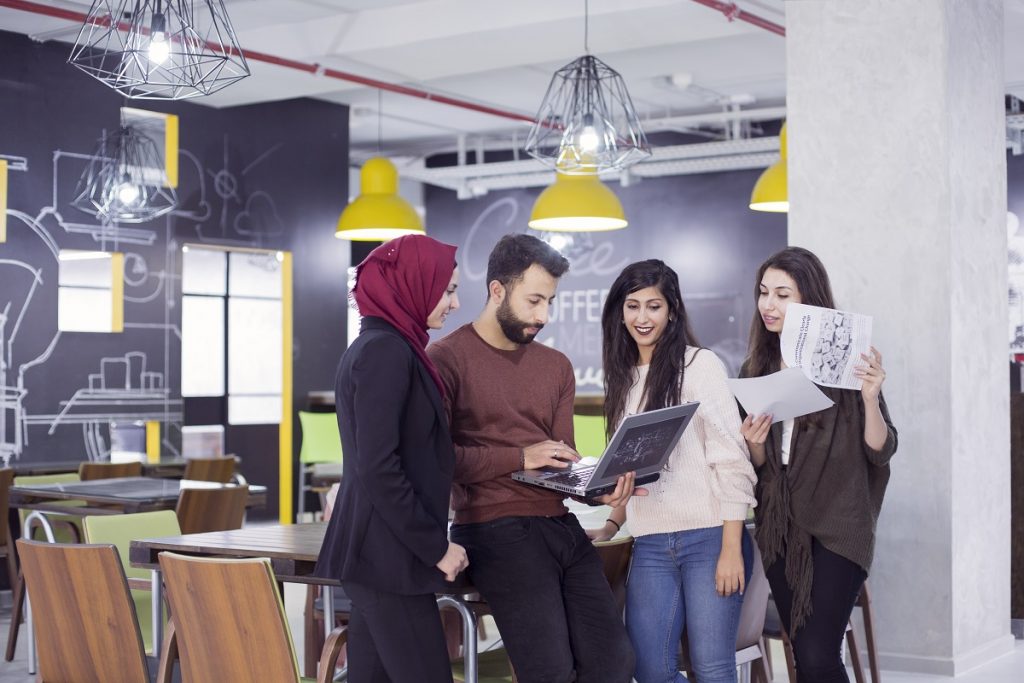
[496,297,542,344]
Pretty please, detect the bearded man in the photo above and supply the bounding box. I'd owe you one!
[428,233,638,683]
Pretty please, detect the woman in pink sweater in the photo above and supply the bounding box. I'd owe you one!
[593,260,757,683]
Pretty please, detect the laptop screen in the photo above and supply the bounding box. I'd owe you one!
[600,416,689,479]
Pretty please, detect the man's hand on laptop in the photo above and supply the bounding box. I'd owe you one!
[593,471,649,508]
[523,440,580,469]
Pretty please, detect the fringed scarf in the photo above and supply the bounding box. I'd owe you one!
[756,468,815,633]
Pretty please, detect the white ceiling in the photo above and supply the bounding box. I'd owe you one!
[3,0,1024,161]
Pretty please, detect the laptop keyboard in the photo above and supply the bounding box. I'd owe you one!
[546,467,594,487]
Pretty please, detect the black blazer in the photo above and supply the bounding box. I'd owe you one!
[313,317,455,595]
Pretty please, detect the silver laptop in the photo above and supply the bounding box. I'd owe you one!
[511,402,700,499]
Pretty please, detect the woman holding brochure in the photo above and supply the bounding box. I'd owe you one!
[739,247,897,683]
[591,260,757,683]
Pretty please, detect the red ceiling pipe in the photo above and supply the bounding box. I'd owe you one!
[0,0,537,124]
[688,0,786,37]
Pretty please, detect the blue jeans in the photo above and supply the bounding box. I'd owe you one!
[625,526,754,683]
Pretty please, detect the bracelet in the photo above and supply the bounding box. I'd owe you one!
[606,518,622,531]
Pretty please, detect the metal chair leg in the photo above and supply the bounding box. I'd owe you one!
[296,465,306,523]
[846,625,866,683]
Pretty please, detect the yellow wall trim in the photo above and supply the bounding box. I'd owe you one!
[111,252,124,333]
[146,421,161,463]
[165,114,179,188]
[0,159,7,243]
[279,251,294,524]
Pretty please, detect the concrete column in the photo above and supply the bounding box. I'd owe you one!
[786,0,1013,674]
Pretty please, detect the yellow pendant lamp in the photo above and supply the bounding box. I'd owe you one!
[750,122,789,213]
[335,157,425,241]
[528,171,627,232]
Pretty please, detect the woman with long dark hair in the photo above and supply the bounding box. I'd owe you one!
[740,247,897,683]
[593,259,756,683]
[314,234,469,683]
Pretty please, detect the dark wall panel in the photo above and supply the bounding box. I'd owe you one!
[426,169,787,388]
[0,31,349,519]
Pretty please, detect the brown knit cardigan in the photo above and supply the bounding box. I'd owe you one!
[739,375,898,633]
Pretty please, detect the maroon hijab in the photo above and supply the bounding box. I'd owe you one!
[352,234,457,399]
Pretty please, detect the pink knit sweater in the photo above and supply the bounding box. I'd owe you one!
[625,347,757,536]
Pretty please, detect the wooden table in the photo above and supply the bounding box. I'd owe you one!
[11,458,189,478]
[129,523,479,681]
[9,477,266,516]
[130,522,327,583]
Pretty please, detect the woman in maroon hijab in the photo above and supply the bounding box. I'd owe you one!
[314,234,467,683]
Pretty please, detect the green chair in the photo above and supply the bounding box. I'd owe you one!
[6,473,86,662]
[573,413,608,458]
[296,411,343,522]
[83,510,181,655]
[13,473,87,543]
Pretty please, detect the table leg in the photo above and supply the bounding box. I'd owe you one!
[21,511,57,677]
[152,569,163,652]
[436,595,477,683]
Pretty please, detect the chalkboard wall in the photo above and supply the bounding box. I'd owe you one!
[426,170,788,391]
[0,31,350,518]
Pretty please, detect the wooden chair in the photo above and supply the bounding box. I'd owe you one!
[0,469,20,662]
[83,510,182,655]
[762,582,879,683]
[303,586,353,676]
[853,582,882,683]
[6,472,85,663]
[594,535,634,614]
[183,456,236,483]
[0,469,18,605]
[175,485,248,534]
[158,551,346,683]
[15,539,172,683]
[79,460,143,480]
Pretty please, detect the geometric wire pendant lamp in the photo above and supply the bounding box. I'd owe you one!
[524,1,650,175]
[71,122,178,223]
[525,54,651,175]
[68,0,250,100]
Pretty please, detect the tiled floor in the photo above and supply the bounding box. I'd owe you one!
[3,588,1023,682]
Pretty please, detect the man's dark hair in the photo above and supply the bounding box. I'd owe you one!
[485,233,570,294]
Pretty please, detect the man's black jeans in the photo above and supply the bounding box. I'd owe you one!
[451,514,635,683]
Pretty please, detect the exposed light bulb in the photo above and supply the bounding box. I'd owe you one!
[117,182,141,206]
[576,112,602,154]
[148,12,169,65]
[148,33,169,65]
[578,125,600,153]
[547,234,572,252]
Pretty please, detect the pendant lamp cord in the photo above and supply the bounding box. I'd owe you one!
[377,89,383,155]
[584,0,590,54]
